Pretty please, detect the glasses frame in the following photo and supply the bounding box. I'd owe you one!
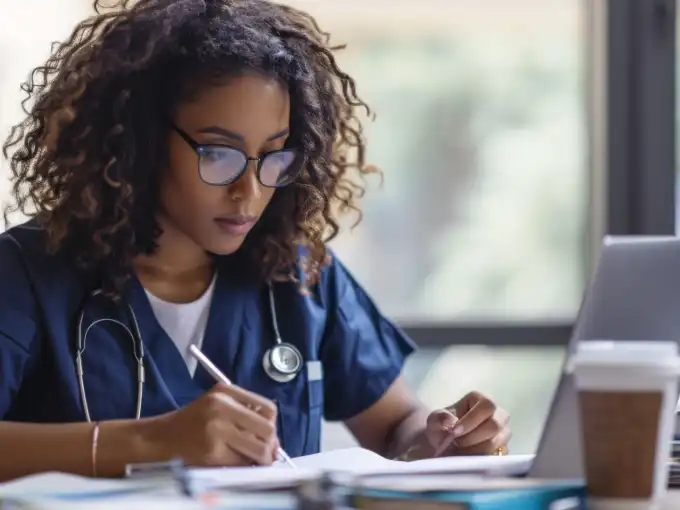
[171,124,303,188]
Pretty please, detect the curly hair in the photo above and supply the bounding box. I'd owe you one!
[2,0,378,297]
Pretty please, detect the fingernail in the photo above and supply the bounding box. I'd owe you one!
[453,425,464,437]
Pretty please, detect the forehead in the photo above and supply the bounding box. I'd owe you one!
[177,73,290,134]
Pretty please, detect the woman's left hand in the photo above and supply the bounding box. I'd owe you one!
[425,391,511,456]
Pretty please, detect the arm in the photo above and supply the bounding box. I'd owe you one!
[0,419,156,482]
[344,376,434,460]
[317,256,510,459]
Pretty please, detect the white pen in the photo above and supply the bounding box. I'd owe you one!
[188,344,297,468]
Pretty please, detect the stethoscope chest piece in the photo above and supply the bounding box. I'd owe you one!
[262,342,303,383]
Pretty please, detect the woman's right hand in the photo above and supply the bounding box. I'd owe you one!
[143,383,279,467]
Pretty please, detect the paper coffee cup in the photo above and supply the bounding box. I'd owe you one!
[568,341,680,510]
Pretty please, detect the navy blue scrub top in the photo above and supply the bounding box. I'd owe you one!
[0,221,416,457]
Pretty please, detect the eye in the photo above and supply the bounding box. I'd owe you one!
[201,147,241,164]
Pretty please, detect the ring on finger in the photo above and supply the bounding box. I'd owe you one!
[493,445,508,456]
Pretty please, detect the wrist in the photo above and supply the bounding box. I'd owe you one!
[386,408,432,461]
[95,418,161,477]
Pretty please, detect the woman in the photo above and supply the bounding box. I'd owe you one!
[0,0,510,481]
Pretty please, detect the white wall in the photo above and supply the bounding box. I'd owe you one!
[0,0,92,228]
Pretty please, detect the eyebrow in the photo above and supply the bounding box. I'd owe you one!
[196,125,289,142]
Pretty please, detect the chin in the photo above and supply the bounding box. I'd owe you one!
[203,237,246,256]
[206,243,245,256]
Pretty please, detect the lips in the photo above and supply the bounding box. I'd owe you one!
[213,215,258,236]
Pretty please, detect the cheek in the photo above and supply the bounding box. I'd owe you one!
[248,186,277,220]
[258,187,277,210]
[160,144,219,215]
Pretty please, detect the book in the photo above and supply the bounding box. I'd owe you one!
[351,475,586,510]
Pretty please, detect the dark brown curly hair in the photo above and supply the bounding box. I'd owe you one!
[2,0,377,297]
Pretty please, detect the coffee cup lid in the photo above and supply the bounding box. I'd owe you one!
[569,340,680,373]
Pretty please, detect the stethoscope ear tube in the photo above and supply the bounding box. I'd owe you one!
[76,292,145,422]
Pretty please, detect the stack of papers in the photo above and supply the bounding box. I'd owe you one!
[0,448,536,507]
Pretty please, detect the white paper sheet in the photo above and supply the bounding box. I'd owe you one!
[189,465,319,490]
[1,492,296,510]
[0,472,166,498]
[273,447,400,472]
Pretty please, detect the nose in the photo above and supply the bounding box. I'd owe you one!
[227,160,262,202]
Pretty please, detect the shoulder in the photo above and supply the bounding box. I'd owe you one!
[0,219,66,278]
[0,220,49,350]
[294,246,361,305]
[0,220,47,290]
[1,219,50,258]
[0,219,83,312]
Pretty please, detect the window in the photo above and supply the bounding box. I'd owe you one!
[274,0,588,453]
[281,0,588,323]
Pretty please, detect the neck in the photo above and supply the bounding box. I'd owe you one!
[134,217,215,303]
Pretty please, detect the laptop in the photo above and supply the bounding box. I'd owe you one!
[528,235,680,479]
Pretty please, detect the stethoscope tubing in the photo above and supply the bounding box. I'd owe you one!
[75,283,303,421]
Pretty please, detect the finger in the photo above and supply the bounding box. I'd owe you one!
[223,422,277,466]
[456,426,512,456]
[453,391,484,415]
[207,392,276,440]
[426,409,458,432]
[271,438,281,463]
[211,384,277,421]
[452,398,495,438]
[453,418,502,448]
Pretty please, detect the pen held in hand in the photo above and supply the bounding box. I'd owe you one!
[433,412,460,458]
[188,344,297,468]
[433,432,458,458]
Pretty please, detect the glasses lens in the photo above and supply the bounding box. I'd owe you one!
[198,147,247,185]
[259,149,302,187]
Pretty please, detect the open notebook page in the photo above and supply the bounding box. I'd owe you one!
[190,448,535,490]
[273,447,534,476]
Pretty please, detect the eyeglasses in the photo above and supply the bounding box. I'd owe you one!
[171,124,304,188]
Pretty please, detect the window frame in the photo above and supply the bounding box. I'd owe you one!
[403,0,677,348]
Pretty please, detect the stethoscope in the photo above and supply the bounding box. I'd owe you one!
[75,284,304,422]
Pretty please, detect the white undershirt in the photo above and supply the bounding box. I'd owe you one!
[145,274,217,376]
